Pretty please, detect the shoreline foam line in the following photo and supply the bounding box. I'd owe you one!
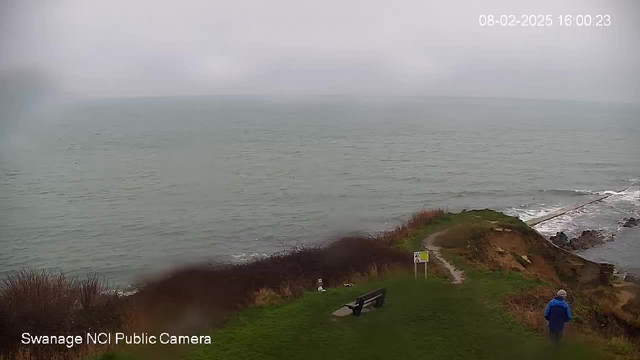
[525,188,629,226]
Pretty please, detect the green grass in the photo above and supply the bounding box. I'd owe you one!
[97,210,611,360]
[178,268,604,360]
[401,209,531,252]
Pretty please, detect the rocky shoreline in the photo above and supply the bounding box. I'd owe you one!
[549,216,638,252]
[549,230,614,251]
[622,217,640,228]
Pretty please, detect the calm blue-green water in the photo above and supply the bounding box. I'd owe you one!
[1,96,639,287]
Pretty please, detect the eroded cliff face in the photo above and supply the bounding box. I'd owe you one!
[449,224,640,340]
[447,225,615,287]
[534,233,616,287]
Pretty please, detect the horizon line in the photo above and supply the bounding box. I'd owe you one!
[71,93,640,107]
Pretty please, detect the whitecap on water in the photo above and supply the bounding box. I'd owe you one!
[505,206,564,222]
[231,252,269,262]
[534,213,577,237]
[529,188,639,240]
[603,187,640,207]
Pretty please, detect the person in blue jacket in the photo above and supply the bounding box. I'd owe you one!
[544,289,572,344]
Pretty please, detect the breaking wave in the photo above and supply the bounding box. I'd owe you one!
[505,206,564,222]
[231,252,269,263]
[539,189,621,197]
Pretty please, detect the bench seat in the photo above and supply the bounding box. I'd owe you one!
[344,287,386,316]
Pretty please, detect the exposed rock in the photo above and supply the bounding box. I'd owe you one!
[621,217,640,228]
[513,253,532,267]
[496,247,506,254]
[550,232,569,247]
[494,228,504,232]
[550,230,606,251]
[567,230,605,251]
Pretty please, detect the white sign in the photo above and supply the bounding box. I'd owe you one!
[414,251,428,263]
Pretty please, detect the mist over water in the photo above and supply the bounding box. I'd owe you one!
[1,96,639,286]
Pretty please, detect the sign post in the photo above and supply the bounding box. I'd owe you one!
[413,251,429,279]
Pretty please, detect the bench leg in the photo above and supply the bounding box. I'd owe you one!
[354,304,363,316]
[377,294,385,307]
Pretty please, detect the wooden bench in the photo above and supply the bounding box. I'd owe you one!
[344,287,387,316]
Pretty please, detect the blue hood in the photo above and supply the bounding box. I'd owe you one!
[549,297,568,307]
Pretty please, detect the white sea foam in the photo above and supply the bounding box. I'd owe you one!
[571,189,599,195]
[534,214,577,237]
[544,189,596,196]
[599,190,624,195]
[552,188,630,196]
[531,189,638,239]
[231,252,269,262]
[571,189,627,196]
[505,206,564,222]
[604,187,640,205]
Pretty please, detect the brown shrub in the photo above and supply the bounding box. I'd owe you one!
[252,288,282,307]
[378,209,444,246]
[0,270,128,359]
[505,285,640,340]
[132,235,411,333]
[407,209,444,229]
[279,281,305,299]
[1,209,442,359]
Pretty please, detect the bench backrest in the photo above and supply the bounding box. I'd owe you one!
[357,287,386,302]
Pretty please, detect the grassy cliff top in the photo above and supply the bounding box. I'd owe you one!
[97,210,639,360]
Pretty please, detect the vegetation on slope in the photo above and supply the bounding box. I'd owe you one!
[0,271,128,359]
[183,271,604,360]
[4,209,639,359]
[181,209,639,360]
[0,210,443,360]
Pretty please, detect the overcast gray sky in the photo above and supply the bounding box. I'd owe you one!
[1,0,639,103]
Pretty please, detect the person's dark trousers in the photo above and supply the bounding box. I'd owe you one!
[549,330,563,344]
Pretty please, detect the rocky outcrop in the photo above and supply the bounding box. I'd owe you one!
[550,232,570,247]
[621,217,640,228]
[550,230,610,251]
[569,230,606,251]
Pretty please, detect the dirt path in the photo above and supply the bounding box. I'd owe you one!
[423,230,465,284]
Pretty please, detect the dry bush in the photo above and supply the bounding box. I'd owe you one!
[603,337,640,360]
[378,209,444,246]
[336,264,410,289]
[344,271,370,285]
[407,209,444,229]
[252,288,283,307]
[1,209,442,359]
[504,286,553,332]
[505,285,640,343]
[1,344,108,360]
[367,264,379,278]
[0,270,128,359]
[132,235,412,332]
[279,281,304,299]
[251,281,307,307]
[79,273,106,308]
